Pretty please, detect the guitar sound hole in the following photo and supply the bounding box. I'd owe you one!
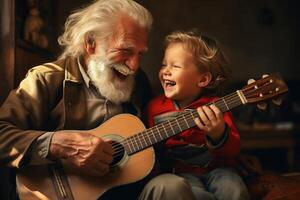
[110,141,125,167]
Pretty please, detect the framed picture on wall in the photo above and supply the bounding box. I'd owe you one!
[16,0,54,53]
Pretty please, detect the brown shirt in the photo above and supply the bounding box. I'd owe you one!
[0,57,152,168]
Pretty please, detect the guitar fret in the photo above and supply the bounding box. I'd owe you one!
[222,97,229,110]
[145,131,152,146]
[131,136,139,152]
[150,128,157,143]
[136,134,143,150]
[176,119,182,132]
[168,120,175,135]
[156,126,163,141]
[140,132,147,147]
[125,140,132,153]
[162,123,169,137]
[126,138,133,154]
[182,115,189,129]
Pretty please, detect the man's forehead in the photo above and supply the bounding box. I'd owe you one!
[120,40,148,51]
[111,29,148,51]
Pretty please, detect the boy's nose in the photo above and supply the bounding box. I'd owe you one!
[162,65,171,75]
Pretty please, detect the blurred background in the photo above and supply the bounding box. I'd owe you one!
[1,0,299,198]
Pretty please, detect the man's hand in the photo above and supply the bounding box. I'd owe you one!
[194,105,225,142]
[49,131,114,176]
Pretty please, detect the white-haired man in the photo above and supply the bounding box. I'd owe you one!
[0,0,154,199]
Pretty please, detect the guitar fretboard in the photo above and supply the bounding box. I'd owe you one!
[122,91,244,155]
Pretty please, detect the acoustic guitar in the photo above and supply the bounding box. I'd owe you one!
[16,74,288,200]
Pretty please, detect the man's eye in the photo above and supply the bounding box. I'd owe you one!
[119,49,131,55]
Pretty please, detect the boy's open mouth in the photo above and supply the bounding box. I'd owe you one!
[164,79,176,87]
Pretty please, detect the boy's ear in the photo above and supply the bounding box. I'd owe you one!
[85,35,96,55]
[197,72,212,87]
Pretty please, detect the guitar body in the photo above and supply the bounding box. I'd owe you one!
[17,114,155,200]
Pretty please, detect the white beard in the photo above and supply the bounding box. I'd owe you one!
[87,55,135,105]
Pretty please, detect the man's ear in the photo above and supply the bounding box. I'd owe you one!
[85,35,96,55]
[197,72,212,87]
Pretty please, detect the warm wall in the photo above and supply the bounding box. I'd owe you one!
[53,0,300,94]
[137,0,299,93]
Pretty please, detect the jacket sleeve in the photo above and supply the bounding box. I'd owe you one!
[207,111,241,159]
[0,67,51,168]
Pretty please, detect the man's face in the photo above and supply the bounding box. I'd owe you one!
[105,15,149,79]
[87,16,148,104]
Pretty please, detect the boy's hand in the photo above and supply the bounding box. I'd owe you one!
[194,105,225,142]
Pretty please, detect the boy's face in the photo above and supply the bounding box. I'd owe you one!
[159,43,205,107]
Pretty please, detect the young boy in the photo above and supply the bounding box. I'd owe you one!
[140,31,249,200]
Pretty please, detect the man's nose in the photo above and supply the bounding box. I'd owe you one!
[125,55,140,72]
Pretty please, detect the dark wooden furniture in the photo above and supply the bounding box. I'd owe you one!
[240,126,299,171]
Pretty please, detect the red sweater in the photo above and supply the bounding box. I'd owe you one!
[146,95,241,175]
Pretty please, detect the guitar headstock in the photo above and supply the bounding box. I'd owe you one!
[240,74,288,105]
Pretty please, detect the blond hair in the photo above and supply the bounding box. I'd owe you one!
[165,30,231,95]
[58,0,153,59]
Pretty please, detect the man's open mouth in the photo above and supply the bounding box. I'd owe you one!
[113,68,127,80]
[111,65,134,80]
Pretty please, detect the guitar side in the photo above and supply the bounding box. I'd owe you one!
[17,114,155,200]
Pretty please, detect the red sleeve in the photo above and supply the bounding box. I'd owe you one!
[211,111,241,158]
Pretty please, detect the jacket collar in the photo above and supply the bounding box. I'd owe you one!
[53,57,84,83]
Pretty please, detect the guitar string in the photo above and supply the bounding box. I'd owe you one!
[110,90,251,157]
[111,86,268,157]
[110,91,240,151]
[110,91,246,156]
[110,91,243,156]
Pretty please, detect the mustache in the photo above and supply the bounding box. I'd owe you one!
[108,63,135,76]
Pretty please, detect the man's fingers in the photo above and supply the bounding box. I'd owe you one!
[102,142,114,155]
[99,151,114,164]
[86,163,110,177]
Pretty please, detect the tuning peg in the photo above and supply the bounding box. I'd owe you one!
[272,98,282,106]
[262,74,269,78]
[257,102,267,110]
[247,79,255,84]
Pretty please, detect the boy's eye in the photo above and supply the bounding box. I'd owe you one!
[173,65,181,68]
[161,64,167,68]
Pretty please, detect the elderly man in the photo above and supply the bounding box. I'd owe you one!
[0,0,153,199]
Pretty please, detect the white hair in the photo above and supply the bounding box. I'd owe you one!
[58,0,153,59]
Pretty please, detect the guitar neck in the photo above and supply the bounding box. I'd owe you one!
[122,91,245,155]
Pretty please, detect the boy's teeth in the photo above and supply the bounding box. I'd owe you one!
[165,80,176,86]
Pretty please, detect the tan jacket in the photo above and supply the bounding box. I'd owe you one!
[0,57,152,168]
